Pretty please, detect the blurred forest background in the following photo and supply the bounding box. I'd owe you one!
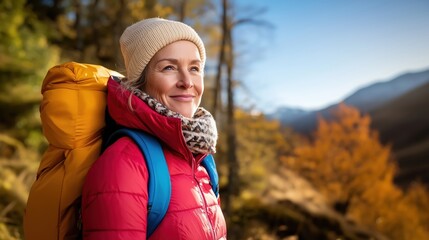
[1,0,429,239]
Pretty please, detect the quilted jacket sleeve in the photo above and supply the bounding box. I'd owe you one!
[82,137,149,240]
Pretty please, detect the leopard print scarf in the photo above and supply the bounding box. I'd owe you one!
[131,88,217,154]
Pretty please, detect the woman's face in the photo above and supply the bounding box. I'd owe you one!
[144,40,204,118]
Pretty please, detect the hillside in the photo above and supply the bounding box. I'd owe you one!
[344,69,429,112]
[281,68,429,134]
[274,68,429,187]
[370,81,429,186]
[267,106,310,125]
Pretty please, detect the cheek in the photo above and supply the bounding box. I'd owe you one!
[196,78,204,96]
[145,75,170,97]
[194,81,204,107]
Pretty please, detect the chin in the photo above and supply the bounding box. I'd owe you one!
[172,107,196,118]
[182,113,193,118]
[172,109,188,117]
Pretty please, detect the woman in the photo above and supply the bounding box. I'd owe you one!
[81,18,227,239]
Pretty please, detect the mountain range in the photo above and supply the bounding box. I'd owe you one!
[270,68,429,187]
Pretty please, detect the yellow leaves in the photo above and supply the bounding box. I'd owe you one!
[152,3,173,17]
[291,104,388,201]
[0,0,60,82]
[128,0,173,20]
[0,0,25,50]
[56,15,76,39]
[0,166,32,209]
[217,109,294,198]
[286,103,429,239]
[0,133,39,239]
[129,0,147,19]
[350,179,429,239]
[404,182,429,227]
[0,223,19,240]
[316,103,372,148]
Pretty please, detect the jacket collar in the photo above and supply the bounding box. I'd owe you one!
[106,77,197,161]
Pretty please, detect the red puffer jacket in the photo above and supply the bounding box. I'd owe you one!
[82,78,227,240]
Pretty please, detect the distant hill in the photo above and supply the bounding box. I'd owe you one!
[344,69,429,112]
[278,68,429,134]
[370,81,429,186]
[271,68,429,187]
[267,106,310,125]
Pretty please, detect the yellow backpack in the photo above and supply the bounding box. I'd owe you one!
[24,62,122,240]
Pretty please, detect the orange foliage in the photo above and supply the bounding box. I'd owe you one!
[286,103,396,208]
[285,103,429,239]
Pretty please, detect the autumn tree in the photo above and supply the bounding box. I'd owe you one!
[211,1,271,226]
[285,103,429,239]
[216,109,296,239]
[26,0,173,67]
[0,0,59,147]
[0,1,54,238]
[349,179,429,240]
[285,103,396,214]
[404,182,429,230]
[234,110,292,197]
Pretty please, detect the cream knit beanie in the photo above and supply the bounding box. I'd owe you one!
[120,18,206,82]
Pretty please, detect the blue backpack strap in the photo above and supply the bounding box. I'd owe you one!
[106,128,171,238]
[201,154,219,198]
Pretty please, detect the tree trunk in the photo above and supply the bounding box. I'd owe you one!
[113,0,126,66]
[223,0,239,221]
[225,31,239,201]
[178,0,187,22]
[72,0,83,60]
[212,0,228,118]
[145,0,158,18]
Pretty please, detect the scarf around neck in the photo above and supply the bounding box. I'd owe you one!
[130,87,218,155]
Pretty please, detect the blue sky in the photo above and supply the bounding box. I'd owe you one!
[233,0,429,112]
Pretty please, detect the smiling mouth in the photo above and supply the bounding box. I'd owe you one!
[170,95,195,101]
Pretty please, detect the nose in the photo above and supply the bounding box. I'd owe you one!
[177,70,193,89]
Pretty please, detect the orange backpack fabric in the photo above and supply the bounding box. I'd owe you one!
[24,62,122,240]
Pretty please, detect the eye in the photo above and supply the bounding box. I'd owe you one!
[190,66,200,72]
[163,65,175,71]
